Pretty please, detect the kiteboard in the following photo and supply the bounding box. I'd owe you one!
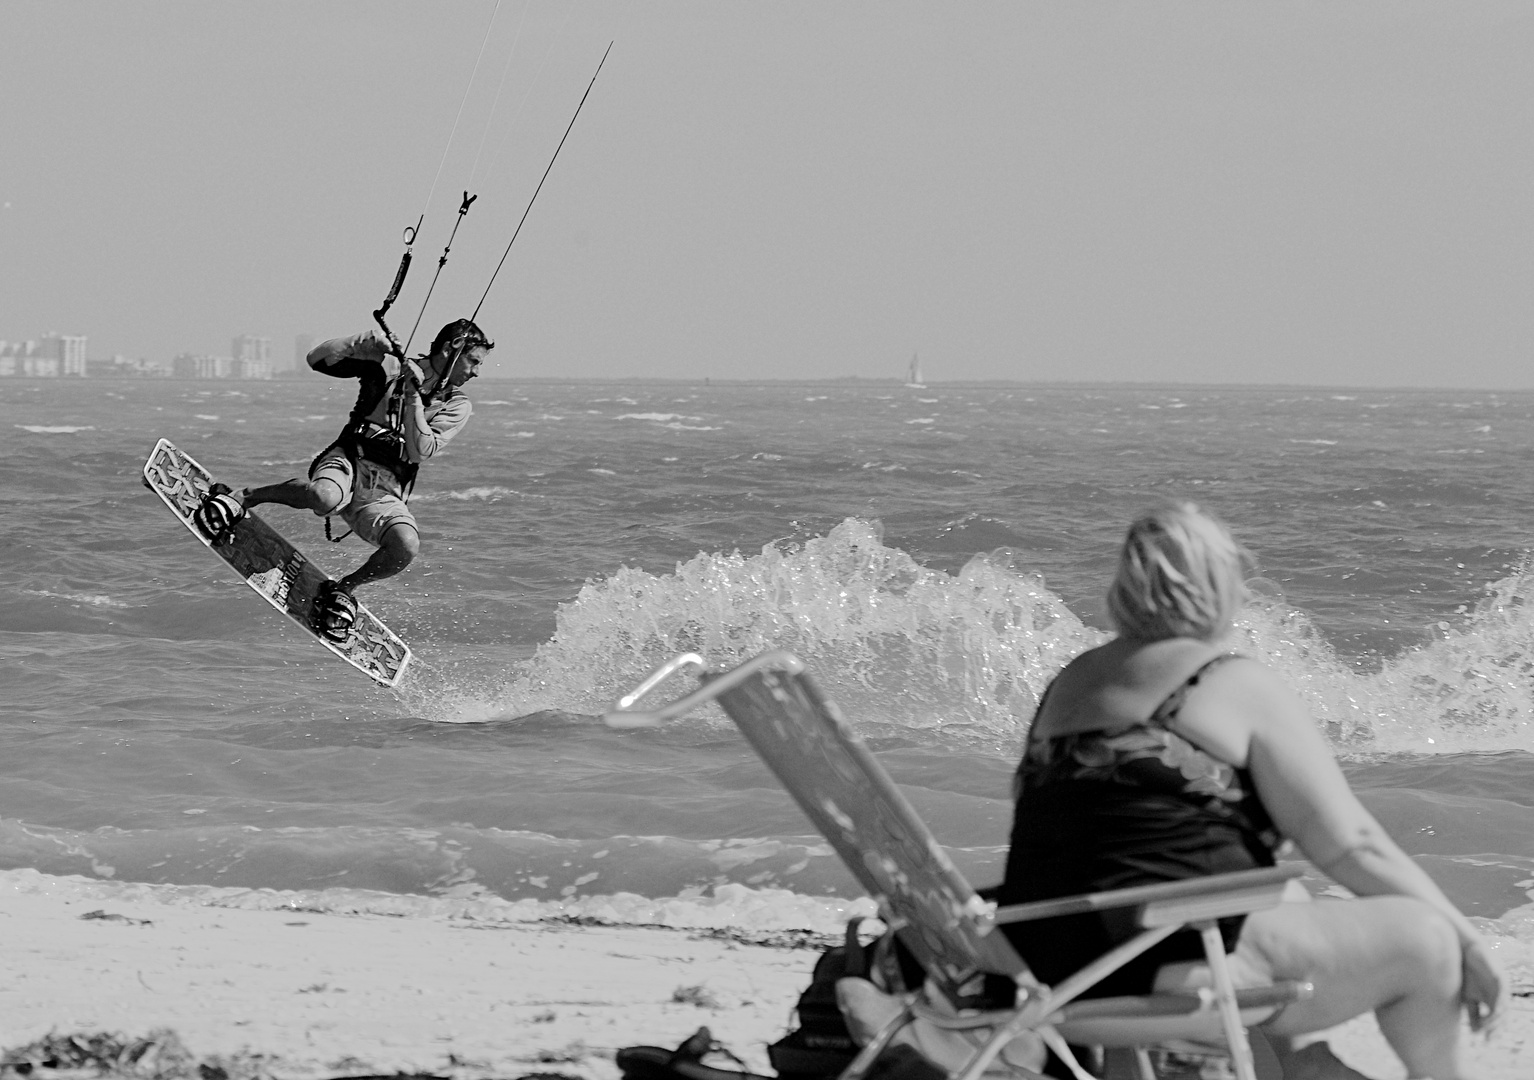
[142,438,412,688]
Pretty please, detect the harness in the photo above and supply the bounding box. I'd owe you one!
[329,418,421,490]
[313,363,447,540]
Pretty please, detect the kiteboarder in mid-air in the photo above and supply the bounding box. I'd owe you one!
[193,319,492,641]
[175,38,608,656]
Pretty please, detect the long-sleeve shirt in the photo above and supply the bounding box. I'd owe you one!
[307,329,472,466]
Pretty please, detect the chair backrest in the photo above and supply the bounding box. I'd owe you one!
[711,664,1031,1005]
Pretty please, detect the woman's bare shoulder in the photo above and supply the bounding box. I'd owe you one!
[1175,654,1316,754]
[1038,637,1226,733]
[1199,655,1305,709]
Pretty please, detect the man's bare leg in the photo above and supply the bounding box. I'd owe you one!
[337,522,420,594]
[241,478,346,516]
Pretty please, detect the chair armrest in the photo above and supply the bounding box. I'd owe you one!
[990,865,1302,926]
[1051,980,1313,1023]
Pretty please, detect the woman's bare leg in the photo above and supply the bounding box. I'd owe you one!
[1240,896,1468,1080]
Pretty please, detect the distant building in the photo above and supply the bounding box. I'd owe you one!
[0,340,36,377]
[0,338,62,377]
[232,338,272,378]
[38,333,88,376]
[173,353,233,379]
[235,357,274,379]
[233,334,269,364]
[87,354,169,377]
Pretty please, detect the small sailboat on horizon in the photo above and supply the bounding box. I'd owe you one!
[905,352,925,388]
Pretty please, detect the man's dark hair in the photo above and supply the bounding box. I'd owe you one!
[430,318,493,358]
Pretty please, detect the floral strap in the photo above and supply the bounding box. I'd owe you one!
[1149,653,1243,726]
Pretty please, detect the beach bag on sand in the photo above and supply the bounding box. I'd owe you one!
[835,977,1048,1078]
[767,918,921,1080]
[615,1025,944,1080]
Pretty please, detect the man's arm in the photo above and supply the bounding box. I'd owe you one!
[397,390,471,463]
[306,329,393,379]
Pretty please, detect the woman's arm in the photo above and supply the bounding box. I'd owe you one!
[1182,660,1507,1028]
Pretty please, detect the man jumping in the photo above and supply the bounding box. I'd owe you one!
[194,318,492,640]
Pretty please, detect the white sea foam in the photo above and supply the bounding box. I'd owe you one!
[616,412,695,423]
[473,518,1094,727]
[16,425,94,434]
[404,514,1534,757]
[416,486,525,503]
[25,589,130,609]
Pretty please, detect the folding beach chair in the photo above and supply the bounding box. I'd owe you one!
[606,651,1313,1080]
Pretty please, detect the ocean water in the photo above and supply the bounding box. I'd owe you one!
[3,377,1534,979]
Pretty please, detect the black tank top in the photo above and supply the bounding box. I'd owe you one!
[998,655,1283,996]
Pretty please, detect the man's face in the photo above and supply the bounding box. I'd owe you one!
[444,343,490,387]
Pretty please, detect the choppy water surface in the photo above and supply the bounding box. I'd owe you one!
[2,378,1532,979]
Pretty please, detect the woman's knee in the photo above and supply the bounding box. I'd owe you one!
[1241,897,1463,1038]
[1392,900,1462,992]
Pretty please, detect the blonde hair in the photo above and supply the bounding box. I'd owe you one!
[1106,502,1250,642]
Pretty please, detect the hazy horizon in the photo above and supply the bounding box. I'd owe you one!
[4,2,1533,389]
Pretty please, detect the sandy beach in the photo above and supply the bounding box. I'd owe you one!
[0,873,1527,1080]
[0,874,815,1080]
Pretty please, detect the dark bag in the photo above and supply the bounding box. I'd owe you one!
[616,1027,772,1080]
[767,918,917,1080]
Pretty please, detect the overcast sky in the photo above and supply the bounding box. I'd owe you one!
[3,2,1532,387]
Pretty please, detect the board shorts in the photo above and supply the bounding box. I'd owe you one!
[309,444,417,548]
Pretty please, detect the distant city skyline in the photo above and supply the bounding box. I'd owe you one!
[5,3,1533,388]
[0,329,308,379]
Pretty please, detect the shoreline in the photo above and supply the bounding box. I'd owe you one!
[2,875,1529,1079]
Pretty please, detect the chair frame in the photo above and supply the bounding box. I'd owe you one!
[606,650,1311,1080]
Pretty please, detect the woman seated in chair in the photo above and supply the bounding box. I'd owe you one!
[1000,502,1506,1080]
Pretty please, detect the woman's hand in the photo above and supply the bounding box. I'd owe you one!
[1461,938,1509,1033]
